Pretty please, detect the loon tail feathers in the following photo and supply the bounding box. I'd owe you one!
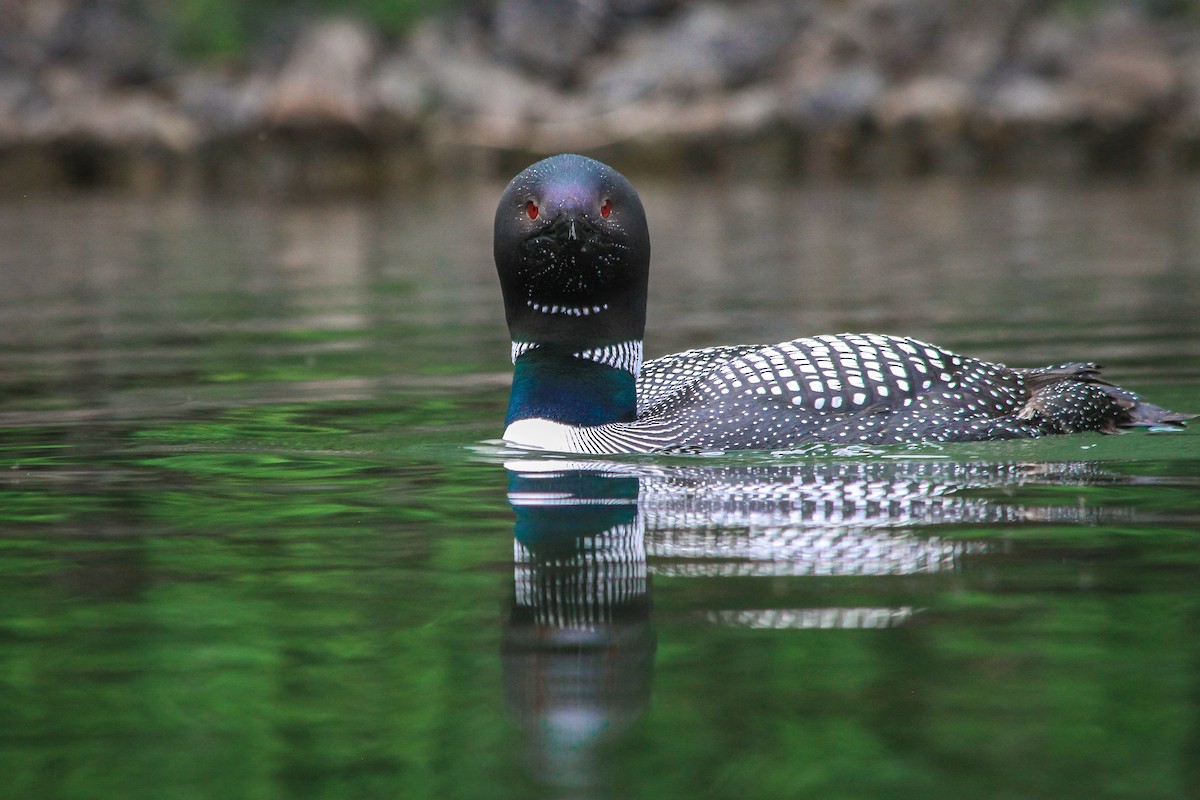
[1117,400,1195,430]
[1018,363,1192,434]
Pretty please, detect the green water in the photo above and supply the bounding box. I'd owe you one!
[1,181,1198,800]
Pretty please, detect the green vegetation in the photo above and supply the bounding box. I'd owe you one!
[1062,0,1200,18]
[165,0,461,58]
[159,0,1200,59]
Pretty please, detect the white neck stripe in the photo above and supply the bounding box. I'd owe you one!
[511,340,644,377]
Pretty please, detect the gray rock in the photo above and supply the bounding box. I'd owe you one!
[492,0,614,80]
[1064,43,1178,125]
[422,49,561,120]
[609,0,682,18]
[369,54,431,123]
[588,1,808,108]
[5,0,1200,186]
[0,74,36,144]
[23,67,197,148]
[1171,46,1200,132]
[780,20,885,126]
[268,18,380,128]
[875,76,972,129]
[850,0,946,79]
[176,71,273,138]
[790,65,886,126]
[409,13,540,119]
[43,0,174,85]
[983,73,1075,126]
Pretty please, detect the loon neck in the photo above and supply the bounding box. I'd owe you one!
[505,343,641,428]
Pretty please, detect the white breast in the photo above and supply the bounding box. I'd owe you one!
[502,418,582,453]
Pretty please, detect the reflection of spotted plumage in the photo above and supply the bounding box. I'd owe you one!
[494,155,1192,454]
[502,459,1125,623]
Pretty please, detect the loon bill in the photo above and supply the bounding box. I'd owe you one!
[493,153,1192,454]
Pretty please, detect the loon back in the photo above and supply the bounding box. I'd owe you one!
[493,154,1191,454]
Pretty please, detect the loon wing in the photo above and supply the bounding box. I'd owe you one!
[639,333,1025,418]
[632,333,1034,449]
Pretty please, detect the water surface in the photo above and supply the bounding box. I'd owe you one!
[1,178,1198,799]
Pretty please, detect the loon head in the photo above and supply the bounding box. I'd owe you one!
[494,154,650,353]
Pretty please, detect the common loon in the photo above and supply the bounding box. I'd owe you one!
[495,154,1191,454]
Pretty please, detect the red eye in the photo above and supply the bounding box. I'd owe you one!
[600,198,612,218]
[526,200,539,220]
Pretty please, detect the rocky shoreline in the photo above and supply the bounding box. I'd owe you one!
[4,0,1200,193]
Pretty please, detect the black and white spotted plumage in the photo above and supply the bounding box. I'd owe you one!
[494,155,1191,455]
[547,332,1176,453]
[635,333,1032,450]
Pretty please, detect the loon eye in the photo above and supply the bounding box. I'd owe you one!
[600,198,612,218]
[526,200,539,220]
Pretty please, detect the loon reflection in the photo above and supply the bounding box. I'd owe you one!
[503,466,652,794]
[500,456,1130,793]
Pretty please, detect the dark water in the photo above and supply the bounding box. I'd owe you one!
[1,178,1198,800]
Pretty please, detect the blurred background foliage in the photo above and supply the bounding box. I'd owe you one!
[159,0,1200,60]
[165,0,461,58]
[10,0,1200,191]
